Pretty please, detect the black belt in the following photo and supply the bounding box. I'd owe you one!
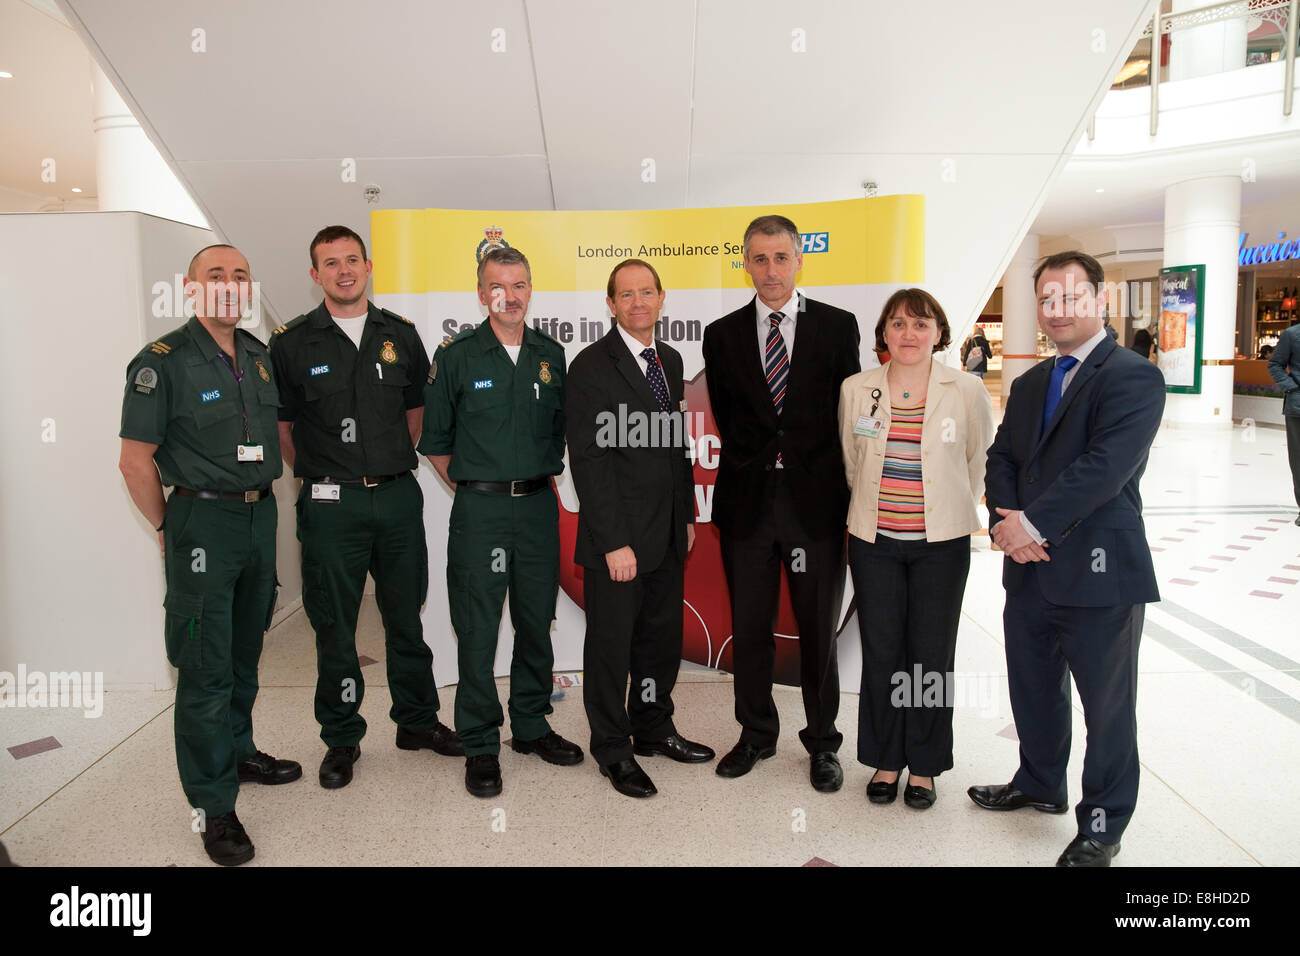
[174,486,272,503]
[306,474,400,488]
[459,478,548,497]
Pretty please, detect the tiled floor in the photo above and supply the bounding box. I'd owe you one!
[2,418,1296,866]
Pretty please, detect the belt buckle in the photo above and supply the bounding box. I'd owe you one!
[244,490,259,503]
[510,480,526,497]
[363,475,379,488]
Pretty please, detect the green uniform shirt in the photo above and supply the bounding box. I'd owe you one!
[120,317,283,491]
[419,320,566,482]
[269,302,428,478]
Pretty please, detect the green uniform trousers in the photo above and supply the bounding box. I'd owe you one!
[297,472,441,747]
[447,485,558,756]
[163,493,278,818]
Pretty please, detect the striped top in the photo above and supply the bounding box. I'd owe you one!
[877,405,925,540]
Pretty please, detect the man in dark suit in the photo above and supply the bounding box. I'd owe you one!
[1266,319,1300,525]
[973,250,1165,867]
[566,259,714,798]
[702,215,861,793]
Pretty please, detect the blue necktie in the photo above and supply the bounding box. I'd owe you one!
[1041,355,1079,433]
[641,347,671,412]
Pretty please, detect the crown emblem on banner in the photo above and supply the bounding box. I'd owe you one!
[475,226,511,263]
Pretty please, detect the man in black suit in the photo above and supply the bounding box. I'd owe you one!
[973,250,1165,867]
[702,215,861,793]
[566,259,714,798]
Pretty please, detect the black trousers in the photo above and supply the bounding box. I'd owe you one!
[720,473,845,754]
[849,533,970,777]
[1286,415,1300,509]
[582,551,683,766]
[1005,565,1143,845]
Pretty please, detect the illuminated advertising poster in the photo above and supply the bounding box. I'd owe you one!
[1156,264,1204,394]
[372,197,924,688]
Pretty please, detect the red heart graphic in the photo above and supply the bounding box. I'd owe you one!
[558,369,806,685]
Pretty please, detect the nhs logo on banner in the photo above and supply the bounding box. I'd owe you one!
[800,232,829,254]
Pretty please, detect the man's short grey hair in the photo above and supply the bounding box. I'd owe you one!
[477,246,531,286]
[742,215,800,256]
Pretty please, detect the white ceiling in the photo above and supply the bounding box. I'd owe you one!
[34,0,1167,326]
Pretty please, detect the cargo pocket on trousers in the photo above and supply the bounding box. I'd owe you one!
[164,592,204,669]
[301,561,335,629]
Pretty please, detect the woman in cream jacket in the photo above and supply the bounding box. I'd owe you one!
[838,288,994,810]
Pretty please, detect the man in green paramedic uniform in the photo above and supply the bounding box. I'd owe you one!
[119,243,300,867]
[269,225,461,791]
[420,246,583,798]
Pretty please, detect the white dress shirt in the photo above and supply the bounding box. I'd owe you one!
[617,323,657,376]
[1020,325,1112,544]
[756,290,801,367]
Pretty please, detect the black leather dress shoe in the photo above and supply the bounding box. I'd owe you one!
[510,730,584,766]
[465,754,503,798]
[396,722,464,757]
[867,775,899,804]
[600,758,657,798]
[904,781,937,809]
[810,752,843,793]
[967,782,1068,814]
[318,745,360,789]
[201,811,254,866]
[715,741,776,778]
[1056,834,1121,867]
[237,750,302,785]
[634,733,715,763]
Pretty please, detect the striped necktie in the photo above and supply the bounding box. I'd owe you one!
[765,313,789,413]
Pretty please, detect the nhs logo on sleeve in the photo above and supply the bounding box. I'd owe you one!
[200,389,222,403]
[473,379,494,390]
[309,365,330,376]
[800,232,829,254]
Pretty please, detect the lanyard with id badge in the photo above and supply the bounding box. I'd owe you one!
[854,388,884,439]
[221,351,266,465]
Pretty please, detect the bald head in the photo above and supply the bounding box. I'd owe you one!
[188,244,249,280]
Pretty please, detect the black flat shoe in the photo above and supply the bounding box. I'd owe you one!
[634,733,715,763]
[396,722,464,757]
[904,780,936,809]
[715,740,776,778]
[967,782,1067,814]
[1056,834,1121,867]
[201,811,254,866]
[510,731,584,766]
[237,750,302,785]
[867,773,899,804]
[465,754,503,798]
[810,752,843,793]
[318,745,360,789]
[600,758,657,798]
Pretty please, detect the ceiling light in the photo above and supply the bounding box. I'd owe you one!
[1095,188,1105,193]
[71,187,82,193]
[0,72,14,79]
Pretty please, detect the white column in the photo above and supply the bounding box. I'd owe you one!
[1001,233,1040,403]
[91,61,208,227]
[1168,0,1247,81]
[1162,175,1241,427]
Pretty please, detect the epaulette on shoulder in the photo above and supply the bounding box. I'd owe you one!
[146,327,187,358]
[437,326,477,352]
[236,326,271,346]
[380,307,414,326]
[270,314,309,339]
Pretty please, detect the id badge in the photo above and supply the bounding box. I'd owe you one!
[237,444,264,462]
[854,415,882,438]
[311,482,341,502]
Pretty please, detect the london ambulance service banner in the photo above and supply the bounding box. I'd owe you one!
[371,197,925,689]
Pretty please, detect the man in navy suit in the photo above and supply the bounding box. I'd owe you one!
[971,250,1164,867]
